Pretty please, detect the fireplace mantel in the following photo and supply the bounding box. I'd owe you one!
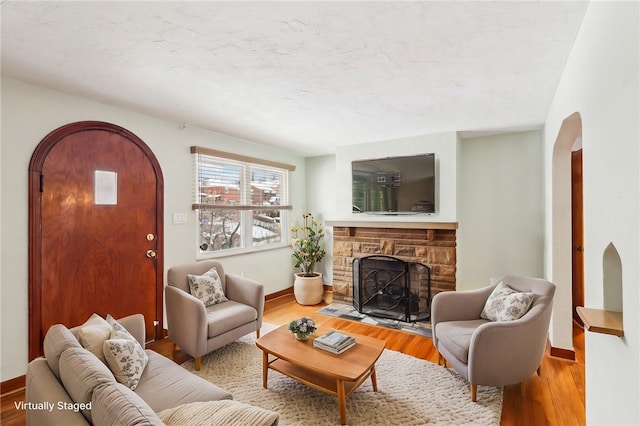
[326,219,458,230]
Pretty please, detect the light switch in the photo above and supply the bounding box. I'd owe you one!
[173,213,188,224]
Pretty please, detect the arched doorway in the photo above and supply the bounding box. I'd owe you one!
[28,121,164,359]
[551,112,582,359]
[571,147,584,324]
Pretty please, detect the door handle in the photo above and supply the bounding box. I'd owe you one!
[146,249,157,258]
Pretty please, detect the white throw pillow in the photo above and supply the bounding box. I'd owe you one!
[188,267,228,307]
[77,313,113,363]
[481,282,535,322]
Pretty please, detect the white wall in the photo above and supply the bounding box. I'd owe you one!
[307,130,544,294]
[544,2,639,424]
[0,78,307,381]
[305,155,337,283]
[457,130,544,291]
[333,132,459,222]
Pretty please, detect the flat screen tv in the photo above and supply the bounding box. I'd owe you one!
[352,154,435,214]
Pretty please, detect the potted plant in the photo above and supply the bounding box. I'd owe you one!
[290,212,326,305]
[288,317,317,341]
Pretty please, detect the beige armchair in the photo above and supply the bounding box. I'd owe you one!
[431,275,555,401]
[166,260,264,370]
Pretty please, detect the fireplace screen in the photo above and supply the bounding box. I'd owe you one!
[353,255,431,323]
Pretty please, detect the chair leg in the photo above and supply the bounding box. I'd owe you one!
[194,357,202,371]
[470,384,477,402]
[256,329,261,339]
[172,343,177,360]
[438,353,447,367]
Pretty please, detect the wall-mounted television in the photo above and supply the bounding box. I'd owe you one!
[352,154,435,214]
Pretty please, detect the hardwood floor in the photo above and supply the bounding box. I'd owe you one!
[1,294,585,425]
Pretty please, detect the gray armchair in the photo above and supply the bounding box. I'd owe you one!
[431,275,555,401]
[166,260,264,370]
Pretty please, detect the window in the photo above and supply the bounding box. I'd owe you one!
[191,147,294,257]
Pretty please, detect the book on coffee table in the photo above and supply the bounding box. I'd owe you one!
[314,339,356,354]
[313,330,356,354]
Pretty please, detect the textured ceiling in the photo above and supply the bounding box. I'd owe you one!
[1,1,588,156]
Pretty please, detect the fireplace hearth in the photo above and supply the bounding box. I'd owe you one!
[352,255,431,323]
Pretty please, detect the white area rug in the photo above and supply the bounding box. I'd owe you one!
[182,325,503,426]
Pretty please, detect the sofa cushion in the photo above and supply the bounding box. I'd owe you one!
[77,313,113,363]
[43,324,83,381]
[92,382,164,426]
[188,267,228,307]
[481,281,535,322]
[158,400,279,426]
[25,357,89,426]
[206,301,258,338]
[134,350,231,413]
[59,346,115,422]
[435,319,489,363]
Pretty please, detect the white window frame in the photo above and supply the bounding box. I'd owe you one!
[191,146,294,259]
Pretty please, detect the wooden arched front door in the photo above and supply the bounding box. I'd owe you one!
[29,121,164,359]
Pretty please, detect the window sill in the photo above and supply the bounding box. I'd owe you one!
[196,242,289,260]
[576,307,624,337]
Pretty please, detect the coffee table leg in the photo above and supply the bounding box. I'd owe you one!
[262,351,268,388]
[370,366,378,392]
[337,379,347,425]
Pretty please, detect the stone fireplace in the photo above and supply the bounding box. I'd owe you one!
[328,221,457,310]
[353,254,431,322]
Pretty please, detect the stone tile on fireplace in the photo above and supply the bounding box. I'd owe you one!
[331,225,457,304]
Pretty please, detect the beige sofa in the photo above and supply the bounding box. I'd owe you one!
[25,313,278,425]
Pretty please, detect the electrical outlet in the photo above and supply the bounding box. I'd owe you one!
[172,213,188,224]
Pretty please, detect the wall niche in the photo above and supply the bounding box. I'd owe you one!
[577,242,624,337]
[603,243,623,312]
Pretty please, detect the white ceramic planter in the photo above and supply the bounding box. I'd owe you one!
[293,273,323,305]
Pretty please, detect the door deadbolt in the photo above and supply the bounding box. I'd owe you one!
[146,249,157,258]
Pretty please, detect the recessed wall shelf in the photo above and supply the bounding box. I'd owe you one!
[576,307,623,337]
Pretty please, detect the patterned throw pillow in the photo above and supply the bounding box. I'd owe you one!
[106,314,139,342]
[188,267,228,307]
[103,338,148,390]
[480,282,535,322]
[103,314,149,390]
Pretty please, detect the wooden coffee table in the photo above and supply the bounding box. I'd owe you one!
[256,324,385,425]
